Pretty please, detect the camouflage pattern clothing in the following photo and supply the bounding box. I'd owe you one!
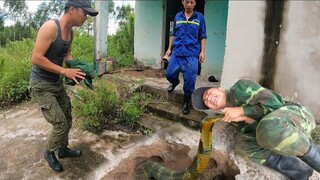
[30,78,72,151]
[227,79,316,164]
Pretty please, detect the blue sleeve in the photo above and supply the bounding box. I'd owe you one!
[170,18,176,36]
[199,15,207,40]
[170,13,179,36]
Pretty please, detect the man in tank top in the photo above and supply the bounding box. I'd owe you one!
[29,0,98,172]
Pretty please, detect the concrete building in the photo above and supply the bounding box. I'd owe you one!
[134,0,228,78]
[133,0,320,122]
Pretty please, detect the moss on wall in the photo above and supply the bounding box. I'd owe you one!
[259,1,286,89]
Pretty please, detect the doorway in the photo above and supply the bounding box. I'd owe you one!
[163,0,205,75]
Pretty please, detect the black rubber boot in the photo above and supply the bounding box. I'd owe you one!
[58,147,82,158]
[300,140,320,172]
[265,152,313,180]
[44,150,63,172]
[167,80,180,93]
[182,95,191,115]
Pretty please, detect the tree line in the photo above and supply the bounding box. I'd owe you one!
[0,0,135,106]
[0,0,134,46]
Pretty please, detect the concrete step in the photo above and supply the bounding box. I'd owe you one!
[145,101,206,130]
[103,74,208,130]
[137,84,207,130]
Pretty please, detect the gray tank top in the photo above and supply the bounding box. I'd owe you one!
[30,19,73,82]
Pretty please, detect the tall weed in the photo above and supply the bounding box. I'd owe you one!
[0,32,97,106]
[72,30,95,62]
[72,78,152,130]
[0,39,33,106]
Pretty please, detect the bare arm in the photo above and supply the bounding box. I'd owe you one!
[31,20,85,84]
[31,20,65,74]
[199,38,206,63]
[165,36,175,56]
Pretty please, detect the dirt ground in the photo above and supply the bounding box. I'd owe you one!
[0,99,217,180]
[109,66,166,79]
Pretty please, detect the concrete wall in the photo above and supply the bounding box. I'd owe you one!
[134,1,228,78]
[94,1,109,59]
[134,1,163,69]
[222,1,265,86]
[202,1,228,79]
[275,1,320,121]
[222,1,320,121]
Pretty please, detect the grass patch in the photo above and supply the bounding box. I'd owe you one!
[311,125,320,144]
[71,78,154,131]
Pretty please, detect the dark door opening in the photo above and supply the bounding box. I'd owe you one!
[164,0,205,75]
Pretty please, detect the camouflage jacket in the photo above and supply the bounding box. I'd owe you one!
[226,79,287,120]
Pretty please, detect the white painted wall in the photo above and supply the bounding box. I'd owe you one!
[222,1,320,121]
[275,1,320,121]
[94,1,109,59]
[221,1,265,88]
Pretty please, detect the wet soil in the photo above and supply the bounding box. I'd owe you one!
[0,100,213,180]
[109,67,166,79]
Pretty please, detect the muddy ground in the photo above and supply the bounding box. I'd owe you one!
[0,99,223,180]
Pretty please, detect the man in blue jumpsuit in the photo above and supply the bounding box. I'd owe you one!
[165,0,207,114]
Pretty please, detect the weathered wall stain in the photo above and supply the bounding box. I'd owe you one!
[259,0,286,89]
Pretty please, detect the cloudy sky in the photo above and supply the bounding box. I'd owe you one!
[0,1,42,12]
[0,1,135,12]
[0,1,135,34]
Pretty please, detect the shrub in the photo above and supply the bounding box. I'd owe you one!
[72,78,152,130]
[0,39,33,106]
[72,30,95,62]
[0,32,96,106]
[312,126,320,144]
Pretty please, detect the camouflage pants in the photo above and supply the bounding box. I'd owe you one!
[30,79,72,151]
[234,105,316,165]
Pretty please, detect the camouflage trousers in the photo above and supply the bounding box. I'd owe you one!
[30,79,72,151]
[234,105,316,165]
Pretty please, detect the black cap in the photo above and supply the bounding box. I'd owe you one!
[192,87,225,115]
[66,0,99,16]
[192,87,212,111]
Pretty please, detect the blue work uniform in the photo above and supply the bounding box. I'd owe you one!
[166,10,207,96]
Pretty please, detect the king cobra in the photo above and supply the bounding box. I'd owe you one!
[134,114,224,180]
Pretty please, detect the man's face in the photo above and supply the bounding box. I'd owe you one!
[182,0,196,12]
[70,6,88,27]
[77,8,88,26]
[202,88,227,111]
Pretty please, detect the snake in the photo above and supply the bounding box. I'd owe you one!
[134,114,224,180]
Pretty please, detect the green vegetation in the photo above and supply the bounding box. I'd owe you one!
[0,31,96,107]
[107,8,135,67]
[71,79,153,130]
[312,126,320,144]
[0,0,138,132]
[0,39,34,106]
[72,31,95,62]
[0,1,135,108]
